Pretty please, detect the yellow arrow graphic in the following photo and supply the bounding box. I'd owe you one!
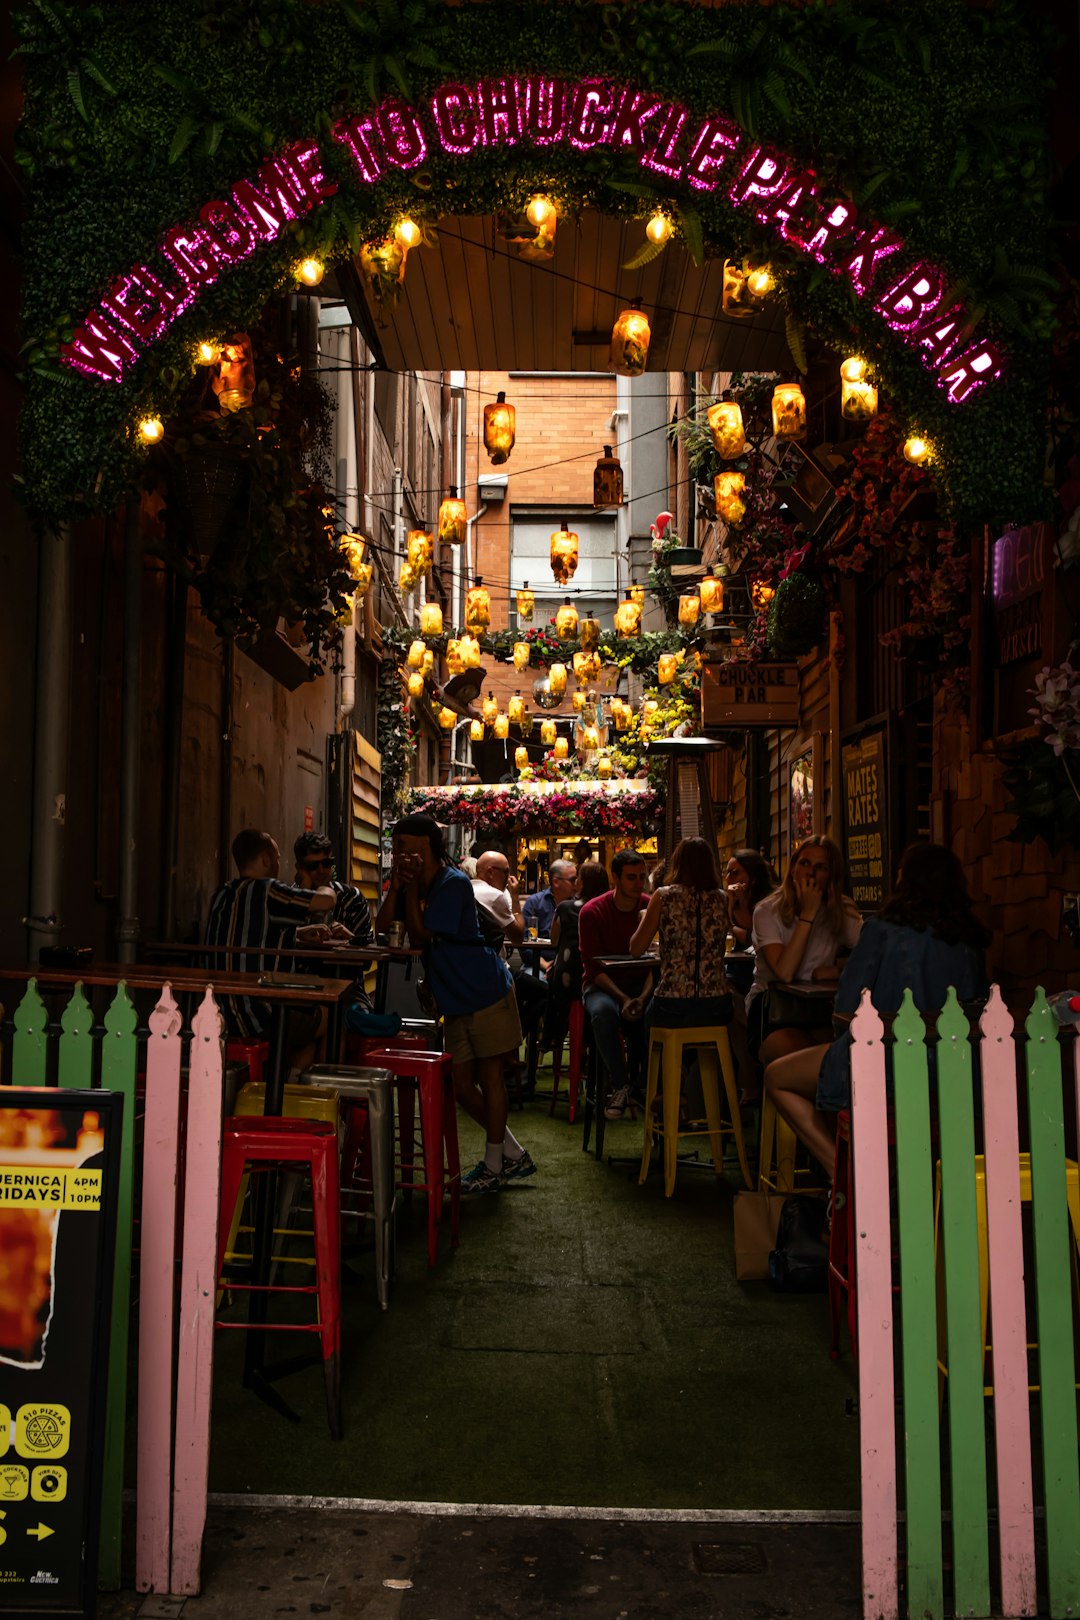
[27,1523,53,1540]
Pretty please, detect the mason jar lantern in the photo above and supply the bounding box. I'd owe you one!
[483,390,516,464]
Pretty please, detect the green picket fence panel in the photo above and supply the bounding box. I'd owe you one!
[11,979,49,1082]
[892,990,943,1620]
[1024,990,1080,1619]
[935,988,990,1617]
[58,982,94,1089]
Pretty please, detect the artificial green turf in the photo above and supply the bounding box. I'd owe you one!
[207,1078,860,1510]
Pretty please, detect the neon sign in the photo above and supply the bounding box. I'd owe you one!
[60,78,1002,402]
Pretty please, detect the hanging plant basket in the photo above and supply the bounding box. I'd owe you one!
[766,574,827,658]
[663,547,703,566]
[170,442,251,559]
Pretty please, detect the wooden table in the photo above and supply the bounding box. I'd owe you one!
[145,940,423,1016]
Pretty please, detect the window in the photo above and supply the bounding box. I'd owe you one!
[510,509,618,627]
[374,369,398,440]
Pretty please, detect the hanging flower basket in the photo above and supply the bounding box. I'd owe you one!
[171,442,250,558]
[766,574,827,658]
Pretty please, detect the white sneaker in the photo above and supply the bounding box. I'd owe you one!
[603,1087,629,1120]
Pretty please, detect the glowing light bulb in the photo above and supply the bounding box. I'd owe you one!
[197,340,218,365]
[840,356,866,383]
[645,212,672,245]
[747,267,773,296]
[394,217,422,249]
[298,257,324,287]
[525,194,555,228]
[138,416,164,444]
[903,435,930,465]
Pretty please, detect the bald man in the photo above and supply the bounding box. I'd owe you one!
[471,850,525,950]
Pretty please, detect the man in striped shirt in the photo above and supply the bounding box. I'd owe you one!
[205,828,336,1045]
[292,831,375,1012]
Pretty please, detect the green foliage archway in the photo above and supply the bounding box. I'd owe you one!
[16,0,1055,530]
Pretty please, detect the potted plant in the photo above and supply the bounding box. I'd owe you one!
[651,510,702,567]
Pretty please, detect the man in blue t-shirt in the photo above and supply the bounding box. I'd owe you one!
[376,815,537,1195]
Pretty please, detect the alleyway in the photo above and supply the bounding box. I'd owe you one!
[206,1074,860,1513]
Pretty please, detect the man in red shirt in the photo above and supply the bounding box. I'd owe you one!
[579,848,654,1119]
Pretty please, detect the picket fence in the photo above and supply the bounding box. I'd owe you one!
[852,984,1080,1620]
[6,977,225,1597]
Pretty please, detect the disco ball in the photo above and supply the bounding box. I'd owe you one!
[533,677,563,710]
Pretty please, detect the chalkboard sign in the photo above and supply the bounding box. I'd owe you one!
[842,726,889,912]
[0,1089,121,1617]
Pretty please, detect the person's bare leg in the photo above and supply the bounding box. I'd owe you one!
[758,1024,833,1069]
[763,1044,836,1178]
[453,1058,488,1130]
[474,1051,511,1147]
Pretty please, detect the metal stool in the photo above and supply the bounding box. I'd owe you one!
[640,1023,751,1196]
[366,1046,461,1267]
[298,1065,397,1311]
[216,1117,342,1438]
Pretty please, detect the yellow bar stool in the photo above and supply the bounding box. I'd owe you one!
[639,1023,752,1197]
[758,1093,815,1193]
[934,1153,1080,1395]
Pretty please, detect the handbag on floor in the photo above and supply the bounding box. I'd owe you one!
[768,1194,829,1293]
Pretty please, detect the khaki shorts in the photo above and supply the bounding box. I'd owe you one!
[444,989,523,1067]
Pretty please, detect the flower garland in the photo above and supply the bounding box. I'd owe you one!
[405,783,662,838]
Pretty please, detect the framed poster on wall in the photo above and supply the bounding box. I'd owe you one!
[841,721,890,912]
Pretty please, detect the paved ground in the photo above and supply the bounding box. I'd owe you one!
[99,1503,864,1619]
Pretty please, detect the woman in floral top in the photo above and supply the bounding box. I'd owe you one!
[630,837,733,1021]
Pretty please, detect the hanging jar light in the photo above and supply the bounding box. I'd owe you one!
[579,616,601,651]
[714,469,748,528]
[138,416,164,444]
[614,591,642,637]
[612,699,631,732]
[297,257,325,288]
[512,641,530,672]
[540,717,557,746]
[629,583,645,607]
[678,594,701,627]
[556,598,579,639]
[445,637,464,675]
[340,532,366,572]
[520,706,534,736]
[839,357,878,423]
[494,712,510,740]
[407,670,426,699]
[470,719,484,743]
[438,486,467,547]
[465,577,491,631]
[572,689,588,713]
[609,300,651,377]
[508,692,526,725]
[421,649,435,677]
[483,390,516,465]
[646,211,672,246]
[515,745,529,771]
[700,573,724,614]
[459,633,482,669]
[398,560,418,592]
[593,445,624,509]
[581,723,601,753]
[597,753,613,780]
[550,522,579,585]
[525,193,557,229]
[350,560,373,599]
[903,434,930,466]
[751,580,776,612]
[642,697,659,724]
[516,582,535,622]
[438,706,457,730]
[482,691,499,726]
[707,392,746,461]
[658,653,678,685]
[394,216,422,250]
[772,380,807,441]
[420,601,443,636]
[407,638,427,669]
[554,736,569,761]
[573,650,601,681]
[407,530,433,576]
[722,259,770,318]
[548,661,568,695]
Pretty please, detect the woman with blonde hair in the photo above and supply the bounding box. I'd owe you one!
[748,836,861,1067]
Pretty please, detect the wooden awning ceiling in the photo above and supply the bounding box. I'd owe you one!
[340,210,793,375]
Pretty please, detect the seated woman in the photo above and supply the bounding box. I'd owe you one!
[763,842,989,1178]
[546,859,609,1056]
[723,848,776,999]
[748,836,862,1068]
[629,836,733,1028]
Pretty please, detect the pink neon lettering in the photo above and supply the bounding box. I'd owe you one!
[432,83,479,153]
[199,200,256,264]
[232,158,306,240]
[644,103,689,180]
[520,76,566,145]
[101,269,175,343]
[910,305,970,367]
[568,79,615,149]
[729,146,792,211]
[286,141,339,204]
[162,224,219,288]
[609,88,663,157]
[684,115,740,191]
[841,226,903,296]
[377,100,428,169]
[875,264,944,331]
[758,170,812,234]
[477,78,521,146]
[804,197,857,260]
[938,339,1003,402]
[60,312,139,382]
[332,114,384,183]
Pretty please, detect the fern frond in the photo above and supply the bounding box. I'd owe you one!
[623,237,666,271]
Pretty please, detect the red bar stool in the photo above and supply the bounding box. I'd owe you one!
[216,1116,343,1438]
[366,1045,460,1267]
[550,1002,584,1123]
[226,1038,271,1086]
